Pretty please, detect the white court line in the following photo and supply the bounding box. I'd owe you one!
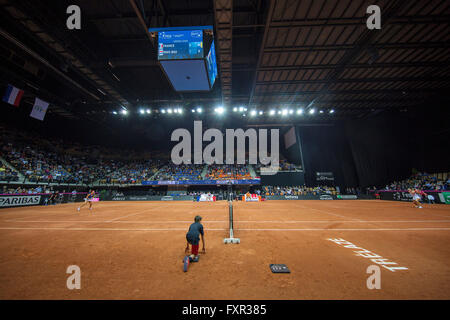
[1,227,450,232]
[4,219,450,224]
[292,203,364,222]
[106,206,164,222]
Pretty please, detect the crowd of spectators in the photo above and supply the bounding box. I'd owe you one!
[154,163,203,181]
[206,164,252,180]
[0,163,19,182]
[259,185,339,196]
[382,172,450,191]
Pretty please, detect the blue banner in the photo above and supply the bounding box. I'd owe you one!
[141,179,260,186]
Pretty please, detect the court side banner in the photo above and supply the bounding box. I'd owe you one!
[0,195,41,208]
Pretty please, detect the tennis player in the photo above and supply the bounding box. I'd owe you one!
[185,215,206,262]
[78,190,96,212]
[409,188,424,208]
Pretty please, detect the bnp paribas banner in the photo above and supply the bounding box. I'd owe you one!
[0,195,41,208]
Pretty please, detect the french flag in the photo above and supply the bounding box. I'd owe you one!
[2,84,24,107]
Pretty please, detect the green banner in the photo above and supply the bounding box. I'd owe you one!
[442,192,450,204]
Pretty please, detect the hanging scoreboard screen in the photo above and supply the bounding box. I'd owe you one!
[206,40,217,87]
[158,29,203,60]
[150,26,217,91]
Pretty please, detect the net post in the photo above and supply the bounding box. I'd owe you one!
[224,200,240,244]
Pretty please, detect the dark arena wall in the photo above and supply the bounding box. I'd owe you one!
[300,106,450,189]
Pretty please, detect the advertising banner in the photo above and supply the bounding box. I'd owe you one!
[0,195,41,208]
[316,172,334,182]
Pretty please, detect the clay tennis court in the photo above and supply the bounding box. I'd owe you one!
[0,200,449,299]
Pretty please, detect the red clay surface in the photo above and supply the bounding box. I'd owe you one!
[0,200,449,299]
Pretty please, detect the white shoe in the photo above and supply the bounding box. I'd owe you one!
[77,207,80,211]
[418,206,423,208]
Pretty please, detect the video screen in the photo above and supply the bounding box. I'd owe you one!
[158,29,203,60]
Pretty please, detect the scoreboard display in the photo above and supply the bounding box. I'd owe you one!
[158,30,203,60]
[206,40,217,87]
[150,26,217,91]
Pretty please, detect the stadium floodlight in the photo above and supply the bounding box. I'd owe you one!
[196,107,202,113]
[297,108,303,115]
[233,107,238,112]
[309,108,315,114]
[319,110,324,114]
[112,111,118,115]
[289,109,294,114]
[329,109,335,114]
[146,109,151,114]
[139,109,145,114]
[192,109,196,113]
[244,107,247,111]
[167,108,173,114]
[250,110,257,117]
[215,106,225,115]
[259,111,263,115]
[269,110,276,116]
[282,109,288,116]
[277,110,282,115]
[174,108,178,114]
[161,109,166,114]
[121,109,128,115]
[239,107,244,112]
[178,108,183,114]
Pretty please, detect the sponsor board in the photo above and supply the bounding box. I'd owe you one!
[0,195,41,207]
[441,192,450,204]
[128,196,150,201]
[319,194,334,200]
[337,195,358,200]
[393,191,413,202]
[284,195,299,200]
[316,172,334,181]
[378,191,446,204]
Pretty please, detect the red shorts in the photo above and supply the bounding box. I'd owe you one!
[191,244,199,255]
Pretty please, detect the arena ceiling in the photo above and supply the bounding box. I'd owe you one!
[0,0,449,122]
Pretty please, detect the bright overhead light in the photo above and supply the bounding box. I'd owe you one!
[277,110,282,115]
[309,108,315,114]
[259,111,263,115]
[282,109,288,116]
[329,109,335,114]
[167,108,173,114]
[244,107,247,111]
[196,107,202,113]
[215,106,225,115]
[121,109,128,115]
[161,109,166,114]
[289,109,294,114]
[139,109,145,114]
[233,107,238,112]
[269,110,275,116]
[112,111,118,115]
[146,109,151,114]
[250,110,257,116]
[297,109,303,115]
[174,109,178,114]
[319,110,324,114]
[192,109,196,113]
[178,108,183,114]
[239,107,244,112]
